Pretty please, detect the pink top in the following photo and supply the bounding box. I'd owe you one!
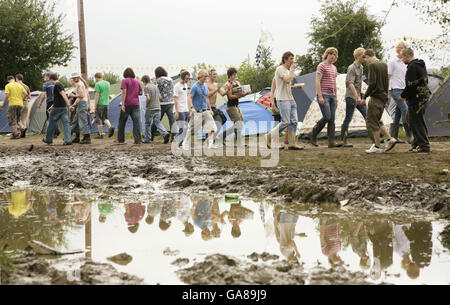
[125,203,145,225]
[317,62,338,96]
[121,78,142,106]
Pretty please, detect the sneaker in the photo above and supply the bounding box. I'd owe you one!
[143,141,152,144]
[72,137,80,144]
[384,138,398,152]
[20,128,27,138]
[95,134,104,139]
[63,142,73,146]
[42,138,52,145]
[10,133,20,140]
[208,142,219,149]
[163,133,170,144]
[408,146,418,152]
[80,138,91,144]
[365,144,383,154]
[108,127,115,138]
[413,147,430,153]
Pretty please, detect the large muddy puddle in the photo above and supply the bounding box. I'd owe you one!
[1,188,449,285]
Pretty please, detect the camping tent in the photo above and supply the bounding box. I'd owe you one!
[292,72,393,136]
[216,101,275,136]
[0,91,48,134]
[425,77,450,137]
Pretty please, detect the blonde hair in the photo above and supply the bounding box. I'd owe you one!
[197,69,208,79]
[322,47,339,62]
[396,41,408,51]
[353,47,366,59]
[402,48,414,57]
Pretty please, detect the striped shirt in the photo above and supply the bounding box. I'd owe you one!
[317,61,338,95]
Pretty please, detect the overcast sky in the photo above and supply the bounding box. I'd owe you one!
[53,0,447,76]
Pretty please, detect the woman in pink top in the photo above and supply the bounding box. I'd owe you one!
[117,68,143,144]
[310,47,342,148]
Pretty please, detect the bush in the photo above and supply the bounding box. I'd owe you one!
[103,72,120,85]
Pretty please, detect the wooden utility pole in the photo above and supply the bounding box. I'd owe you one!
[77,0,88,80]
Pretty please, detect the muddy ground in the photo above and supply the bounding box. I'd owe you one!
[0,135,449,284]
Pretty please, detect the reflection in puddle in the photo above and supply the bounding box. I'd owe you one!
[0,189,449,285]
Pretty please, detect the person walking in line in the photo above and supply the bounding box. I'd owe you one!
[15,74,31,138]
[142,75,170,144]
[93,72,114,138]
[117,68,142,145]
[341,48,373,147]
[0,76,27,139]
[181,69,218,150]
[399,48,431,153]
[265,51,303,150]
[155,66,176,142]
[174,70,191,146]
[222,67,251,147]
[39,72,60,138]
[69,72,91,144]
[310,47,342,148]
[207,68,229,137]
[362,49,398,154]
[388,41,413,144]
[42,73,73,146]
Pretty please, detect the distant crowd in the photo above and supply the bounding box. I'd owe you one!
[1,42,432,154]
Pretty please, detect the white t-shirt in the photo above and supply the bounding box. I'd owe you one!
[388,57,407,90]
[275,65,294,101]
[393,223,411,256]
[173,82,188,113]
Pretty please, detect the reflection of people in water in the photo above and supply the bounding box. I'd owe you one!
[176,194,194,237]
[393,222,420,279]
[223,201,254,239]
[191,197,212,241]
[405,222,432,270]
[5,190,33,219]
[146,201,162,225]
[367,220,393,281]
[98,203,114,223]
[210,198,227,239]
[274,206,301,262]
[42,192,70,227]
[349,221,370,270]
[124,203,145,234]
[159,199,177,232]
[320,218,343,267]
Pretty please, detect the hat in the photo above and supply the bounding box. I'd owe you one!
[44,72,52,77]
[71,72,81,79]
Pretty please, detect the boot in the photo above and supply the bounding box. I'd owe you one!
[80,134,91,144]
[309,124,320,147]
[327,125,342,148]
[403,123,414,144]
[341,125,353,148]
[288,131,304,150]
[265,128,282,149]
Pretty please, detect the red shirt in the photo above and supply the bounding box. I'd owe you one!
[317,62,338,95]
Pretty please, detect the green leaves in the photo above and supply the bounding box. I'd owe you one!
[0,0,75,90]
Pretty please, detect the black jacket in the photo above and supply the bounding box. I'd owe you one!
[400,59,430,107]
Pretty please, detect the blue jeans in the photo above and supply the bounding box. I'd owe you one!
[174,111,189,143]
[70,100,90,135]
[45,107,72,144]
[144,109,168,143]
[390,89,408,125]
[118,105,141,143]
[273,100,298,133]
[342,97,367,127]
[317,95,337,129]
[160,104,175,134]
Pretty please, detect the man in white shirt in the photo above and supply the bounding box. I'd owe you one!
[388,42,413,144]
[173,70,191,146]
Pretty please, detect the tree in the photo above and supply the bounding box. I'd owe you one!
[0,0,75,90]
[237,45,277,92]
[296,0,384,74]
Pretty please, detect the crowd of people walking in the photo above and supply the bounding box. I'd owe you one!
[0,43,432,154]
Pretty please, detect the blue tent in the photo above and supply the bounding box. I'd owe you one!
[216,101,274,136]
[90,93,147,134]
